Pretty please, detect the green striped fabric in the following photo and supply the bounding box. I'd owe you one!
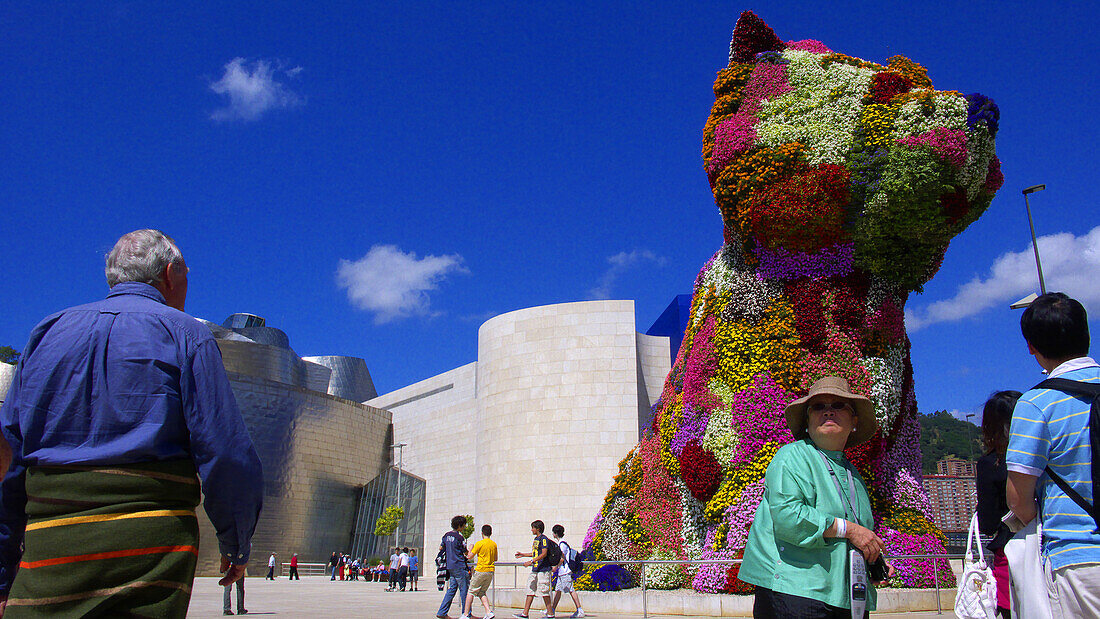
[5,460,201,618]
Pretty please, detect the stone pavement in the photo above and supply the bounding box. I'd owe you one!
[186,577,956,618]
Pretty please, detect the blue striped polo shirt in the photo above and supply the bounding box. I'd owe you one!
[1006,357,1100,570]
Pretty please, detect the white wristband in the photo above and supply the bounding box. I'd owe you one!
[835,518,847,538]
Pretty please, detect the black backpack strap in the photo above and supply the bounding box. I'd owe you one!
[1034,378,1100,531]
[1043,465,1100,531]
[1035,377,1100,399]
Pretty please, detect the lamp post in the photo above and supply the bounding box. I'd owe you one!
[965,413,977,463]
[391,443,407,548]
[1023,184,1047,295]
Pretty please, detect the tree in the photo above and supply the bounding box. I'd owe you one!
[0,346,18,365]
[918,410,983,473]
[460,515,475,539]
[374,505,404,536]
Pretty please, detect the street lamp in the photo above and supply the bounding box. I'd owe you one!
[391,443,407,548]
[1023,184,1047,295]
[965,413,977,462]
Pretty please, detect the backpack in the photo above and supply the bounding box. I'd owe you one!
[541,535,562,568]
[561,541,583,574]
[1034,377,1100,531]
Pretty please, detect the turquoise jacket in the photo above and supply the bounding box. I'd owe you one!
[738,438,877,610]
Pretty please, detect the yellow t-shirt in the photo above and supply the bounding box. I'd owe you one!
[471,538,498,572]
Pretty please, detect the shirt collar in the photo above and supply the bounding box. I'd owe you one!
[1049,356,1100,378]
[106,281,168,305]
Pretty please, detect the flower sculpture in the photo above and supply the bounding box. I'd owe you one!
[581,10,1001,592]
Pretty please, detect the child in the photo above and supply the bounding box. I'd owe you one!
[463,524,498,619]
[549,524,584,618]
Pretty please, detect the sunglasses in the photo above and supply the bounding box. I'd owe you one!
[808,401,852,412]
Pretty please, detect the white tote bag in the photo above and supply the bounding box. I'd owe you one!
[1003,518,1054,619]
[955,514,998,619]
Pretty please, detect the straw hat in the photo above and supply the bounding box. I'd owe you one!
[783,376,877,447]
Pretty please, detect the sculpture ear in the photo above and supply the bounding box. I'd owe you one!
[730,11,786,63]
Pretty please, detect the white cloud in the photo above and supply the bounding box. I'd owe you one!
[337,245,468,324]
[907,226,1100,331]
[588,250,667,300]
[209,58,303,122]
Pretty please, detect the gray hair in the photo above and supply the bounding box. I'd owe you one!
[105,229,184,287]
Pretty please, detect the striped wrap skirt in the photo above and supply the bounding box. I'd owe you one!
[5,459,201,618]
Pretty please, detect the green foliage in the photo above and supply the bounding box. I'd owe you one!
[374,505,404,536]
[853,147,955,292]
[460,515,475,539]
[0,346,19,364]
[918,411,983,474]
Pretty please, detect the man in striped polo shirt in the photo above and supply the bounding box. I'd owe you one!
[1007,292,1100,617]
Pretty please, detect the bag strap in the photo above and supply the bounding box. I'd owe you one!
[1034,378,1100,531]
[965,513,986,566]
[1036,377,1100,398]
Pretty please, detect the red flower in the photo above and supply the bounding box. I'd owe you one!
[939,188,970,225]
[730,11,786,63]
[678,440,722,502]
[867,72,912,104]
[741,163,851,252]
[723,550,755,594]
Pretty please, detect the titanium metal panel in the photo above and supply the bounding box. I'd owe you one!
[302,355,378,402]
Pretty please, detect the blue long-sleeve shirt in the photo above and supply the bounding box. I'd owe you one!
[0,282,264,592]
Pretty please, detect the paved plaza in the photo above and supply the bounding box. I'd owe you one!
[186,576,956,618]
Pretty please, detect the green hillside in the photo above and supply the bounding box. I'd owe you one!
[918,410,983,474]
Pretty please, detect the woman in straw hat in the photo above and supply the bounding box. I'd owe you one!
[739,376,893,618]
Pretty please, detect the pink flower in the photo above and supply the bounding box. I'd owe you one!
[786,39,832,54]
[708,116,758,176]
[897,127,968,169]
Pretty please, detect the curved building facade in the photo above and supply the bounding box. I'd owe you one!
[369,300,670,559]
[302,355,378,402]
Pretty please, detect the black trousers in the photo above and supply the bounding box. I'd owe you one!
[753,587,868,619]
[398,566,409,590]
[289,566,299,580]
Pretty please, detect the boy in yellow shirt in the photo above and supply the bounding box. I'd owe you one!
[463,524,498,619]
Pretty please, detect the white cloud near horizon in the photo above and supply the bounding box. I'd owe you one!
[588,250,667,300]
[906,226,1100,332]
[209,58,303,121]
[337,245,468,324]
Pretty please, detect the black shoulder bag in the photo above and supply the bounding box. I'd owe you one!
[1033,378,1100,532]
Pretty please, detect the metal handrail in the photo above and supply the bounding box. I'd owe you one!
[489,554,963,617]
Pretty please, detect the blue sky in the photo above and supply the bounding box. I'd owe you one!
[2,2,1097,423]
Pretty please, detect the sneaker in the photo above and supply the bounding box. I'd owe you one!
[570,611,584,618]
[459,615,471,619]
[223,612,233,616]
[485,613,495,619]
[512,614,529,618]
[238,611,248,615]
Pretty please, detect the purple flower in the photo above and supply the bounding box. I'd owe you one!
[753,243,854,280]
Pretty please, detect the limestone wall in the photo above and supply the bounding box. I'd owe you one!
[371,300,670,559]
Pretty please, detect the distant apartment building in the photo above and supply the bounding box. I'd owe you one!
[923,456,977,533]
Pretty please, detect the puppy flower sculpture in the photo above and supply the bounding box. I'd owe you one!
[579,11,1002,593]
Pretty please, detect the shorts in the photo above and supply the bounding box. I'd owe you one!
[527,571,551,596]
[554,572,574,593]
[470,571,494,597]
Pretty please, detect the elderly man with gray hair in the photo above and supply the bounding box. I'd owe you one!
[0,230,263,617]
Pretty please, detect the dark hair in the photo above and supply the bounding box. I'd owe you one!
[482,524,492,536]
[451,515,467,530]
[402,547,408,553]
[552,524,565,537]
[981,390,1021,455]
[1021,292,1090,360]
[410,549,417,555]
[531,519,544,533]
